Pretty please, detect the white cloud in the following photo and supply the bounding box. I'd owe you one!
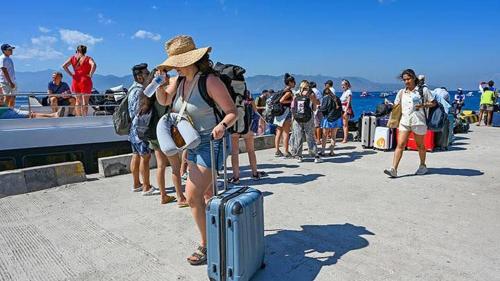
[98,13,114,25]
[59,29,103,47]
[38,26,51,33]
[31,36,58,46]
[15,46,64,60]
[132,30,161,41]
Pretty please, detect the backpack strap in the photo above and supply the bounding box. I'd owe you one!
[198,74,225,122]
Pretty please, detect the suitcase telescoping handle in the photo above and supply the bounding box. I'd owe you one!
[210,135,227,196]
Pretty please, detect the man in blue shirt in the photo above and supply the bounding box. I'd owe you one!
[47,72,75,116]
[453,88,466,114]
[0,44,16,107]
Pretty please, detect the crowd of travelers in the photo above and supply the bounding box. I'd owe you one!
[1,36,499,267]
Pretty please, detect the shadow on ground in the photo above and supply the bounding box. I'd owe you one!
[243,173,325,186]
[322,150,378,164]
[253,223,375,281]
[427,167,484,177]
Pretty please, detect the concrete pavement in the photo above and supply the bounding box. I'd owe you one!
[0,127,499,281]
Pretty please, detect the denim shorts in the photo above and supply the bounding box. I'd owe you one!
[187,134,230,170]
[1,108,29,119]
[131,141,151,156]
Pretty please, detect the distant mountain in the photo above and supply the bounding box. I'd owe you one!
[15,70,133,93]
[14,70,400,93]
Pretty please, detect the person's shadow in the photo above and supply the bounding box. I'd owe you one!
[252,223,375,281]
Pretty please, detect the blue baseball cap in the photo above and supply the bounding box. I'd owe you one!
[1,44,15,52]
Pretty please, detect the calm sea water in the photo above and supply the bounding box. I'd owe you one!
[16,91,482,117]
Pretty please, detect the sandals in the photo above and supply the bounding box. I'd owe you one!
[187,246,207,266]
[161,195,176,205]
[228,177,240,185]
[252,171,267,181]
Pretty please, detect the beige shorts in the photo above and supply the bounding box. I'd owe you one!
[399,124,427,136]
[0,82,16,95]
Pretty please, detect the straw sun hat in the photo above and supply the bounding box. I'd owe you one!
[157,35,212,71]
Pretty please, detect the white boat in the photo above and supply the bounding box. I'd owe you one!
[466,92,474,97]
[1,92,129,173]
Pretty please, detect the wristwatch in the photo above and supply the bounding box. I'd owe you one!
[220,122,228,129]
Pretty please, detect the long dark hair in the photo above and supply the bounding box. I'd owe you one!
[195,54,216,75]
[284,73,295,86]
[399,69,420,85]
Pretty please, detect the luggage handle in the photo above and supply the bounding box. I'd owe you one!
[210,135,227,196]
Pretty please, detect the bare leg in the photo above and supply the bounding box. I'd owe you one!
[230,134,240,179]
[243,132,258,175]
[154,149,170,203]
[342,115,349,143]
[282,119,292,154]
[185,162,212,250]
[130,154,141,189]
[477,109,484,126]
[392,130,410,170]
[49,97,59,112]
[167,153,187,205]
[487,111,493,126]
[140,154,151,190]
[275,126,283,153]
[413,133,427,166]
[82,95,90,116]
[321,128,328,152]
[331,128,339,154]
[181,150,188,175]
[75,95,82,116]
[68,98,76,116]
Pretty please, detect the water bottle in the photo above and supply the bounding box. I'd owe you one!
[143,74,166,97]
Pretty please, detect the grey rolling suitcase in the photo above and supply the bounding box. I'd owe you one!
[206,136,265,281]
[361,115,377,148]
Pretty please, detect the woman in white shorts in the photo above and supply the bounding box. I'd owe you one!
[384,69,436,178]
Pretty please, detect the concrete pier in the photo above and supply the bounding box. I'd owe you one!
[0,127,498,281]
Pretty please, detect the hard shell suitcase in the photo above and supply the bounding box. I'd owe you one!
[206,137,265,281]
[361,116,377,148]
[406,130,435,152]
[377,116,390,127]
[492,112,500,127]
[373,127,395,151]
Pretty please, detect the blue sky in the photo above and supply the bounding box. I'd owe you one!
[1,0,499,88]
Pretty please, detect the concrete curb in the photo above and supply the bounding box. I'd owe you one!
[0,161,86,197]
[98,135,276,177]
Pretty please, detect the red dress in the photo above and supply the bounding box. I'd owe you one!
[70,55,93,94]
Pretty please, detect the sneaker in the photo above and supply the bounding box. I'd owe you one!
[131,185,143,192]
[252,171,267,181]
[297,156,303,163]
[415,164,428,175]
[142,186,161,196]
[314,157,323,163]
[274,150,284,157]
[285,152,293,159]
[384,168,398,178]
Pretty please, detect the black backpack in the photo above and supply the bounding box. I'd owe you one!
[198,62,252,135]
[293,93,312,123]
[419,86,446,132]
[269,90,286,116]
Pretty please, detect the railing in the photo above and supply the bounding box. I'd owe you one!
[2,91,127,118]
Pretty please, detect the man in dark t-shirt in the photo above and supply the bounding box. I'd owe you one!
[47,72,75,115]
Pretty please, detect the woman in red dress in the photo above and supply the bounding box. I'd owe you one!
[62,45,96,116]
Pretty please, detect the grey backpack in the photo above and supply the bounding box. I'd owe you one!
[112,94,131,135]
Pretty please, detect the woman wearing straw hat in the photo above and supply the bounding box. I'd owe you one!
[155,35,237,265]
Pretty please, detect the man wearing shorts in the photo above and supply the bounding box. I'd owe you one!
[128,63,159,196]
[0,44,16,107]
[47,72,76,116]
[478,81,497,126]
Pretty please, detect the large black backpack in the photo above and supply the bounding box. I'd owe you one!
[269,90,286,116]
[198,62,252,135]
[293,93,313,123]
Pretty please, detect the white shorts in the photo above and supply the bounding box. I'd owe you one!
[0,82,16,95]
[399,124,427,136]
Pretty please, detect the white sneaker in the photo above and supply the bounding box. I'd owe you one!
[297,156,303,163]
[142,186,161,196]
[131,185,143,192]
[314,157,323,163]
[415,165,428,175]
[384,168,397,178]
